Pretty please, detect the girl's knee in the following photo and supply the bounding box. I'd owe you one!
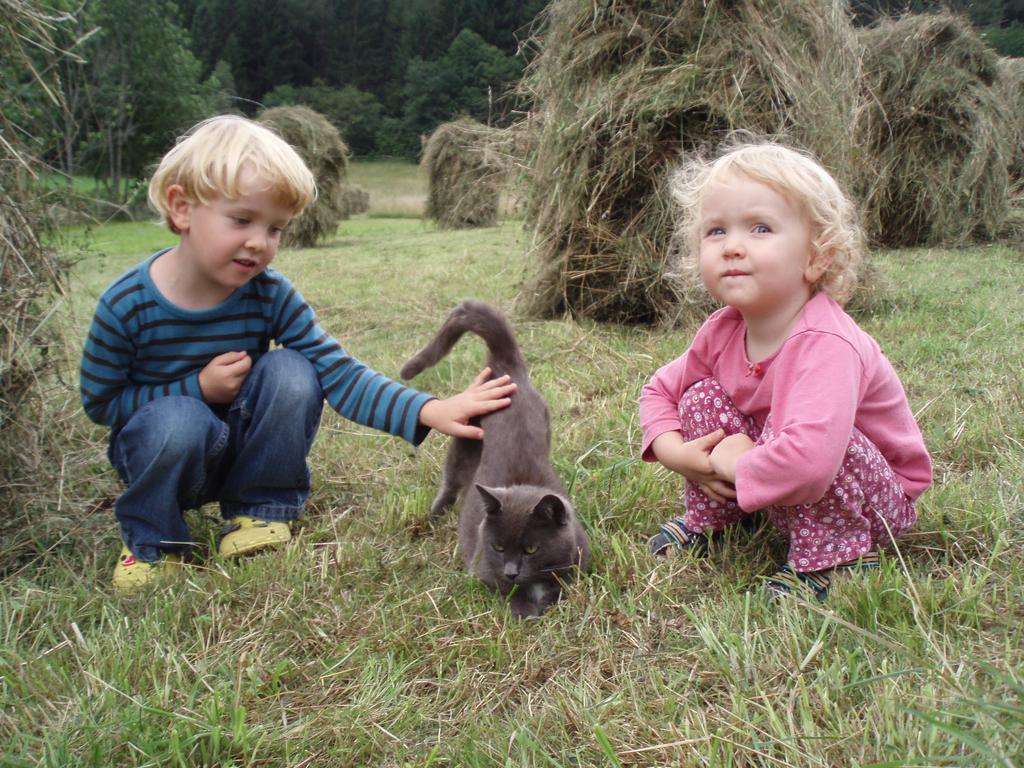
[682,377,721,398]
[679,377,755,439]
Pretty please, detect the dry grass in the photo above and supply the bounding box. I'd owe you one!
[518,0,864,324]
[857,11,1014,246]
[422,119,506,229]
[0,0,72,522]
[257,105,359,247]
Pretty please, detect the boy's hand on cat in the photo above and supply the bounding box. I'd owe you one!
[198,351,252,404]
[418,367,516,439]
[651,429,737,503]
[708,432,756,485]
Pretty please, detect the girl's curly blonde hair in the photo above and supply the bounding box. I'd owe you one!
[669,137,864,305]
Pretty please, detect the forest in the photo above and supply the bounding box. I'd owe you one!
[9,0,1024,203]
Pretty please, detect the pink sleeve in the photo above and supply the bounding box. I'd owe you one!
[735,332,861,510]
[639,331,714,461]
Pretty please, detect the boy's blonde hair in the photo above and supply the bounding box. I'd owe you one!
[148,115,317,233]
[670,137,864,304]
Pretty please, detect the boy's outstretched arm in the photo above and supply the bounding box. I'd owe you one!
[418,367,516,439]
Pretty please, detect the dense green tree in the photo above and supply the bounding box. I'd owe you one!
[399,28,521,153]
[263,80,384,156]
[852,0,1018,24]
[983,21,1024,53]
[169,0,544,154]
[75,0,215,201]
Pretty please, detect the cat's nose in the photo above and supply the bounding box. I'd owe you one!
[503,561,519,580]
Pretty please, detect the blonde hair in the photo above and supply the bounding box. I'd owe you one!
[148,115,317,232]
[670,137,864,304]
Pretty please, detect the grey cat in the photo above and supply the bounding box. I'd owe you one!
[401,300,589,618]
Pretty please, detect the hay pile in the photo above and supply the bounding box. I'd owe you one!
[519,0,865,324]
[422,119,508,229]
[342,185,370,216]
[257,105,352,247]
[0,2,69,517]
[996,56,1024,183]
[857,12,1013,246]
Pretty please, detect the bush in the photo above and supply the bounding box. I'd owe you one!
[262,80,384,157]
[982,23,1024,57]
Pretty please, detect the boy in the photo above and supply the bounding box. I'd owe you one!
[80,115,515,591]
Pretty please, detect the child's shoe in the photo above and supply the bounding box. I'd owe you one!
[647,517,710,558]
[219,515,291,557]
[112,546,182,592]
[764,551,881,603]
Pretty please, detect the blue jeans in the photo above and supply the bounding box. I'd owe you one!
[109,349,323,562]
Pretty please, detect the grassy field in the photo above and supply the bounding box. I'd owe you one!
[347,161,427,218]
[1,167,1022,766]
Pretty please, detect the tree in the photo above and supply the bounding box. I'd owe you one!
[262,80,385,156]
[399,29,521,157]
[72,0,215,202]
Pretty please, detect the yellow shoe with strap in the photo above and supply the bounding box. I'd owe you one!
[112,545,183,592]
[219,515,291,558]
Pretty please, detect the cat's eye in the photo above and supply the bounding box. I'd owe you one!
[524,545,538,555]
[492,544,504,552]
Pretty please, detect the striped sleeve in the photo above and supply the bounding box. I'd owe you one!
[269,278,433,445]
[79,298,202,429]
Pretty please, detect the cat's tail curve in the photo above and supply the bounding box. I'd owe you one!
[400,300,525,380]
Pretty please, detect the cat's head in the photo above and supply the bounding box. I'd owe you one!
[475,484,584,586]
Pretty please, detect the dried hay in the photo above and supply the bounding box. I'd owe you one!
[257,105,350,247]
[518,0,865,324]
[422,119,507,229]
[857,12,1013,246]
[342,185,370,216]
[0,1,70,517]
[995,56,1024,183]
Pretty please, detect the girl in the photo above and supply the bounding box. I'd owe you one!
[639,141,931,601]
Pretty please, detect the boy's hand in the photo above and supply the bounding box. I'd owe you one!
[651,429,738,503]
[418,367,516,439]
[198,351,252,404]
[709,433,756,485]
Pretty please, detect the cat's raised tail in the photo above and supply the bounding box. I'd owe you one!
[400,300,525,380]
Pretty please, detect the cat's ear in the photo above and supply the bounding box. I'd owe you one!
[476,484,503,516]
[532,494,567,526]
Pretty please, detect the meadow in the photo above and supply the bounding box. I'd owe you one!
[1,162,1022,766]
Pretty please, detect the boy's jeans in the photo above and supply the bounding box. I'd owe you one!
[109,349,323,562]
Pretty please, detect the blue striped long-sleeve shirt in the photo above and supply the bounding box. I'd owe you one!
[79,250,434,443]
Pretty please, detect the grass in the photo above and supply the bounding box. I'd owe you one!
[40,159,508,222]
[348,160,427,218]
[1,167,1023,765]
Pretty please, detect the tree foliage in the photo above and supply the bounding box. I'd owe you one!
[173,0,539,157]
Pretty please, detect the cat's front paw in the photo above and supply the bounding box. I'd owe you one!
[509,593,542,619]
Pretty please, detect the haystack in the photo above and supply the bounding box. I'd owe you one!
[342,185,370,216]
[996,56,1024,183]
[0,1,69,521]
[857,13,1013,246]
[422,119,506,229]
[257,105,350,247]
[519,0,865,324]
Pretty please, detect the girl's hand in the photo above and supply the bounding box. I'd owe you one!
[709,433,756,484]
[418,367,516,439]
[651,429,737,503]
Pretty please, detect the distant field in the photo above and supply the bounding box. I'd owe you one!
[42,160,518,223]
[348,159,427,218]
